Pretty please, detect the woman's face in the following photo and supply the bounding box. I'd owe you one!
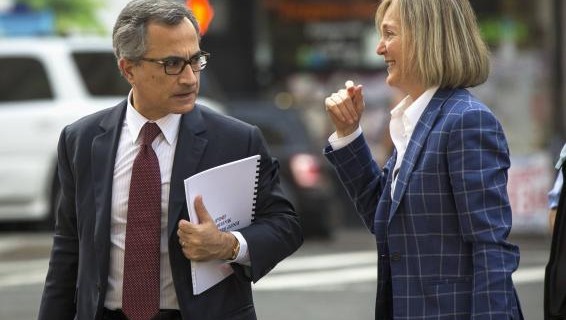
[376,4,423,97]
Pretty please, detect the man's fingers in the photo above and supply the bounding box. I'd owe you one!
[177,219,191,234]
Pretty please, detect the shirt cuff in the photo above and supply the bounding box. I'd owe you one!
[328,126,363,150]
[227,231,251,266]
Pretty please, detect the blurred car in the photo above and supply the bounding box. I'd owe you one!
[227,100,339,238]
[0,37,225,229]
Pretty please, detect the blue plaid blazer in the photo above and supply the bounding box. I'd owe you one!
[325,88,523,319]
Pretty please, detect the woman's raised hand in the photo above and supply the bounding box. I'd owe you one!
[324,80,365,137]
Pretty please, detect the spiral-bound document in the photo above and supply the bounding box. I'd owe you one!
[183,154,260,295]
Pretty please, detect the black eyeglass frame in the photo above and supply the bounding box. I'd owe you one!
[139,51,210,75]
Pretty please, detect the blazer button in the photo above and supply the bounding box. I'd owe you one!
[391,252,401,261]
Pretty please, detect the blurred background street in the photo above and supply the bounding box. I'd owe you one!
[1,0,566,319]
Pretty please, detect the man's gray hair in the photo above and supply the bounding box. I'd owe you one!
[112,0,200,62]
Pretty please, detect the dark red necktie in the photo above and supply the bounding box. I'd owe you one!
[122,122,162,320]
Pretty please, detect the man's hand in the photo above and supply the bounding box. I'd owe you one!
[324,80,365,137]
[177,195,237,261]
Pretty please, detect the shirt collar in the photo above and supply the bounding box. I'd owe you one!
[390,86,439,129]
[125,90,181,145]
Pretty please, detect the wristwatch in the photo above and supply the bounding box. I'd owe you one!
[230,239,240,260]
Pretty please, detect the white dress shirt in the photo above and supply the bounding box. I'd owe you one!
[105,92,249,310]
[329,87,439,197]
[388,87,438,194]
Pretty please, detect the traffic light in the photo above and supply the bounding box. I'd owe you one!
[186,0,214,36]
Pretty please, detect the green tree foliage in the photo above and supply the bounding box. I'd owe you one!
[17,0,104,35]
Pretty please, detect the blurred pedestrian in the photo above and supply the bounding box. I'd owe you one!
[37,0,302,319]
[547,143,566,232]
[547,170,562,231]
[322,0,523,319]
[545,143,566,319]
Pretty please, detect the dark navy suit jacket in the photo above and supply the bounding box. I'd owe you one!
[326,88,523,319]
[38,101,303,320]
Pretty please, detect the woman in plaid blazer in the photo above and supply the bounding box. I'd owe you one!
[323,0,523,319]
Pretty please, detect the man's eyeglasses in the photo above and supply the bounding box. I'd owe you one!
[139,51,210,75]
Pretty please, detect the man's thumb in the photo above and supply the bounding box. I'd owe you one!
[194,195,213,224]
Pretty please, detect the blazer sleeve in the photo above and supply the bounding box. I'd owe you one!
[38,126,79,320]
[237,126,303,282]
[447,107,521,318]
[323,134,390,233]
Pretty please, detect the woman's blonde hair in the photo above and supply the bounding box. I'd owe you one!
[375,0,490,89]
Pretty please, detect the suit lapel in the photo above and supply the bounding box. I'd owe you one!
[92,102,127,273]
[167,106,208,238]
[388,89,455,223]
[90,103,209,253]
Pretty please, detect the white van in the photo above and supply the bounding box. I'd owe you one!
[0,37,224,228]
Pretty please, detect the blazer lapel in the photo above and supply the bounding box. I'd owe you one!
[388,89,455,223]
[91,102,127,275]
[167,106,208,238]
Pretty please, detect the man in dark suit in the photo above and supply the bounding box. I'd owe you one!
[38,1,303,319]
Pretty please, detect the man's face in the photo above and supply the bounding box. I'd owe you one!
[121,18,201,120]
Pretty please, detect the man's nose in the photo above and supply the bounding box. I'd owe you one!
[178,66,198,84]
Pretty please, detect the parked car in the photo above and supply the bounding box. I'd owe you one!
[226,100,340,238]
[0,37,225,229]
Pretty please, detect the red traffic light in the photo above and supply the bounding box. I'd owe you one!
[186,0,214,36]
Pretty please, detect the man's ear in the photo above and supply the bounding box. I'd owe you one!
[119,58,135,85]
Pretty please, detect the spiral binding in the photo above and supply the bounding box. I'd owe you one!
[251,158,260,222]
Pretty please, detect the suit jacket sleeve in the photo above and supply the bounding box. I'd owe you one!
[38,126,79,320]
[323,134,390,233]
[237,126,303,282]
[447,107,521,318]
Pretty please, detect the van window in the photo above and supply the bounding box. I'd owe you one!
[72,52,130,96]
[0,57,53,102]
